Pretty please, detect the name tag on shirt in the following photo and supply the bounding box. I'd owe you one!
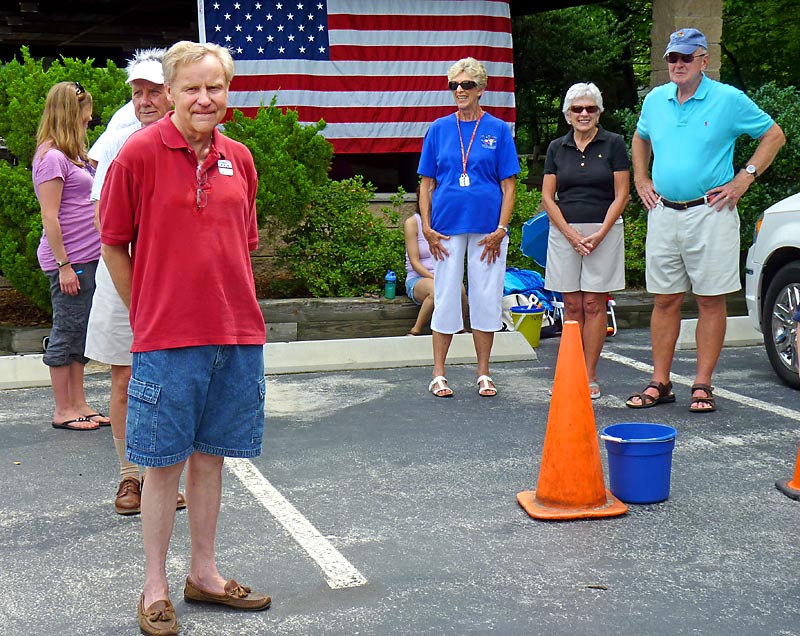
[218,159,233,176]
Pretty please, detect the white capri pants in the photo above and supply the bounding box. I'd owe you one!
[431,233,509,334]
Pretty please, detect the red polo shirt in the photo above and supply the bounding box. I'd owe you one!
[100,113,265,352]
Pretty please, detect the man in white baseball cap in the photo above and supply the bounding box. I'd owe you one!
[85,48,179,517]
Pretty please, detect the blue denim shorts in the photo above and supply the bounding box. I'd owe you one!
[405,275,422,305]
[126,345,266,467]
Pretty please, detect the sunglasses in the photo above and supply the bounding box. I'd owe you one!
[74,81,85,96]
[666,52,706,64]
[570,105,599,114]
[449,80,478,91]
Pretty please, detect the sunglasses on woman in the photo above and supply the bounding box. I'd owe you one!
[449,80,478,91]
[665,52,706,64]
[74,81,85,96]
[570,105,599,114]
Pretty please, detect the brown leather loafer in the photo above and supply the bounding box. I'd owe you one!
[183,577,271,611]
[115,477,141,516]
[138,593,177,636]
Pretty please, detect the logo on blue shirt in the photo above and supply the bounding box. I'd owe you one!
[481,134,498,149]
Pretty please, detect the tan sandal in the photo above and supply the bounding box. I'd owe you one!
[625,381,675,409]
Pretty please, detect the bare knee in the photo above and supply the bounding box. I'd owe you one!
[653,293,684,314]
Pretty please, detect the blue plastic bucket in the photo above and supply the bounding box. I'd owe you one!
[600,423,677,504]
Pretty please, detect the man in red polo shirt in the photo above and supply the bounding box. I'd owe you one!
[100,41,270,636]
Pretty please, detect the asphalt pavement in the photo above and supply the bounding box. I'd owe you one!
[1,327,799,636]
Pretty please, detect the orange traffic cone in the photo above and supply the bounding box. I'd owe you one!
[776,446,800,501]
[517,320,627,520]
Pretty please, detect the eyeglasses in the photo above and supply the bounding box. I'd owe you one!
[448,80,478,91]
[196,167,208,211]
[666,52,706,64]
[570,105,599,114]
[74,81,85,96]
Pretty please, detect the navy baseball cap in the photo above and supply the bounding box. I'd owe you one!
[663,28,708,56]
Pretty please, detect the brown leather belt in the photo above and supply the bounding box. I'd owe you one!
[660,196,706,210]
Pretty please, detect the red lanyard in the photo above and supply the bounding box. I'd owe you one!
[456,110,483,176]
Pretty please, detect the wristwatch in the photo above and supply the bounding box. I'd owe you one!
[497,224,509,235]
[744,164,758,178]
[56,259,70,268]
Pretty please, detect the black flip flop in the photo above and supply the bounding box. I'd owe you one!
[51,417,100,431]
[83,412,111,427]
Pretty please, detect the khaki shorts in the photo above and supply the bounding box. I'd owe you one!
[645,201,741,296]
[544,220,625,293]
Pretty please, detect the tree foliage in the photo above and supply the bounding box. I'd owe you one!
[721,0,800,92]
[733,83,800,247]
[512,0,652,156]
[0,46,128,167]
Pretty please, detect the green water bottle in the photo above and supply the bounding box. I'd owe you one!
[384,270,397,299]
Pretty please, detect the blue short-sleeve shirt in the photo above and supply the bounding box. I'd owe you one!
[418,111,520,235]
[637,74,774,201]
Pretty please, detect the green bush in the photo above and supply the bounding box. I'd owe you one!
[0,48,129,311]
[733,83,800,249]
[0,161,50,310]
[222,103,333,229]
[0,46,128,166]
[623,205,647,288]
[277,177,406,297]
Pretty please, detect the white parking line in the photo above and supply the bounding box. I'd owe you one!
[226,457,368,590]
[602,351,800,421]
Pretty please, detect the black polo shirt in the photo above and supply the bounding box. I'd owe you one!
[543,126,630,223]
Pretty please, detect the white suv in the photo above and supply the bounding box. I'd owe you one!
[744,192,800,388]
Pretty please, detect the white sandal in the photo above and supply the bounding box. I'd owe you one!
[428,375,453,398]
[476,375,497,397]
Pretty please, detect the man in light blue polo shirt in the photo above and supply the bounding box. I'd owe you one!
[627,28,784,413]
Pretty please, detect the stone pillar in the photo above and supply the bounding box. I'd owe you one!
[650,0,723,87]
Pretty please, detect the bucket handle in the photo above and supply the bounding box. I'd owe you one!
[600,434,676,444]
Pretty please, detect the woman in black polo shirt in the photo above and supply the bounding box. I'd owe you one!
[541,82,630,399]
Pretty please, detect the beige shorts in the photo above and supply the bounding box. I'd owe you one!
[645,201,741,296]
[544,220,625,293]
[84,257,133,366]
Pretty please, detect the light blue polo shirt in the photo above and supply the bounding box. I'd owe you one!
[637,74,774,201]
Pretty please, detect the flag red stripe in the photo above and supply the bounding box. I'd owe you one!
[327,13,512,33]
[330,45,513,63]
[230,74,515,93]
[229,104,516,124]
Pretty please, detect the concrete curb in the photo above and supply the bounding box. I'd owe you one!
[0,331,537,390]
[675,315,763,350]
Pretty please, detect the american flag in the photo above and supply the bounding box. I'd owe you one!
[198,0,515,154]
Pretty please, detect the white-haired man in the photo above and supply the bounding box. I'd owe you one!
[85,48,183,516]
[627,28,785,413]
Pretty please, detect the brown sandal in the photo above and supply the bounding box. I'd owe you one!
[689,383,716,413]
[625,381,676,409]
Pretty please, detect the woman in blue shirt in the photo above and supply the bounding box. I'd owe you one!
[418,57,520,398]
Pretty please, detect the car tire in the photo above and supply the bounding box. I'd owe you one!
[761,261,800,389]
